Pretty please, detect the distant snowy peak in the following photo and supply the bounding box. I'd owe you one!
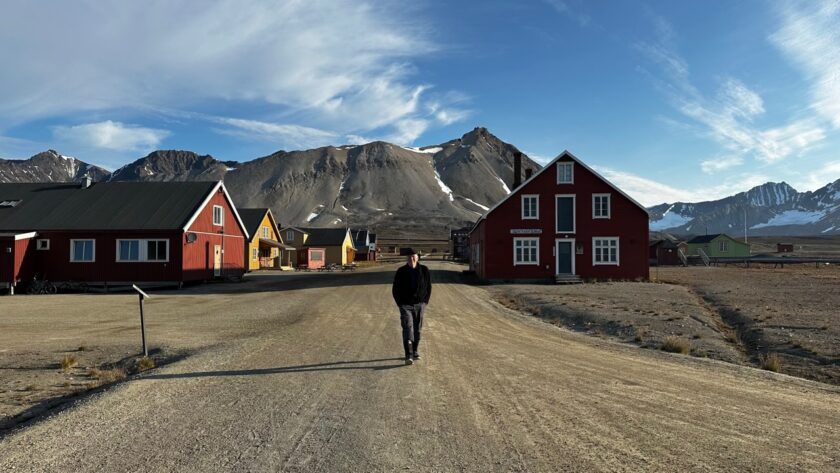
[648,179,840,236]
[0,149,108,183]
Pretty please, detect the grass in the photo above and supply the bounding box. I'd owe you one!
[88,367,126,385]
[60,354,78,372]
[661,336,691,355]
[137,356,156,372]
[78,343,90,352]
[760,352,782,372]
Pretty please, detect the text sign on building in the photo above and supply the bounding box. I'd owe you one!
[510,229,543,235]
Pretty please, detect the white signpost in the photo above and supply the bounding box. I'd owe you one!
[132,285,151,357]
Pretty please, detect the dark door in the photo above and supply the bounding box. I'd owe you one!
[556,196,574,232]
[556,241,572,274]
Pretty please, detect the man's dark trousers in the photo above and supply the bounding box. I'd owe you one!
[399,303,425,357]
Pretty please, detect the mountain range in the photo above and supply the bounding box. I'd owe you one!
[1,128,539,237]
[3,129,839,237]
[648,181,840,236]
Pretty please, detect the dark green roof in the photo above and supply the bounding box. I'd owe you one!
[301,228,352,247]
[0,181,218,231]
[239,208,271,238]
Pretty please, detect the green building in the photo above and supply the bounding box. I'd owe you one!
[686,234,750,258]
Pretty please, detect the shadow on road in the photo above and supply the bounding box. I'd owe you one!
[142,358,408,379]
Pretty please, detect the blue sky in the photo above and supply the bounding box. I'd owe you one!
[1,0,839,206]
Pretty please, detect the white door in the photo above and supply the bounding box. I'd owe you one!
[214,245,222,277]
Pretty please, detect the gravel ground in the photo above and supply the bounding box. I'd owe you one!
[0,262,838,472]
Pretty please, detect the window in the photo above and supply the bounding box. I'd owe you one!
[555,195,575,233]
[593,194,611,219]
[263,226,270,238]
[147,240,168,261]
[252,247,258,260]
[36,239,50,250]
[521,195,539,219]
[513,238,539,265]
[557,162,573,184]
[593,237,619,265]
[719,240,729,252]
[213,205,224,226]
[118,240,140,261]
[286,230,294,241]
[70,239,95,262]
[310,251,323,261]
[116,239,169,262]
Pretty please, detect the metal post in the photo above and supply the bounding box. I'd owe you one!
[139,293,147,357]
[133,285,151,357]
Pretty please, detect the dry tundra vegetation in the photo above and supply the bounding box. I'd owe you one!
[491,263,840,385]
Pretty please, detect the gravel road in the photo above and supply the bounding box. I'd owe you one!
[1,262,838,472]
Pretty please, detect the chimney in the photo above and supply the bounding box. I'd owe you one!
[82,174,92,189]
[513,151,522,189]
[525,168,533,180]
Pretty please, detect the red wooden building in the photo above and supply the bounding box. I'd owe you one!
[469,151,649,281]
[0,181,248,293]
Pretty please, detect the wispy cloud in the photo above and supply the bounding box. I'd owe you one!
[798,160,840,191]
[637,15,827,169]
[771,0,840,128]
[0,1,468,148]
[53,121,169,151]
[542,0,591,27]
[213,118,337,149]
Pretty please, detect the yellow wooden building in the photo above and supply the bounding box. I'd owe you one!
[239,208,294,271]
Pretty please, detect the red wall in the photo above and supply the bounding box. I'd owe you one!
[1,236,36,285]
[470,155,649,281]
[183,189,246,281]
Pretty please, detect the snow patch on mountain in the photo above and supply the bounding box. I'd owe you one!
[650,205,692,230]
[751,210,826,229]
[434,169,454,202]
[496,176,510,194]
[464,197,489,211]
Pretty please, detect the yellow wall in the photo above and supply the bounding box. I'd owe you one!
[247,214,281,270]
[323,231,355,265]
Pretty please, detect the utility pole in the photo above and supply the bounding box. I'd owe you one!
[744,206,748,244]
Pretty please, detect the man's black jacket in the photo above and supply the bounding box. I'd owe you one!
[392,263,432,306]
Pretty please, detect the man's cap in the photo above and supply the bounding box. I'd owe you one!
[400,247,418,256]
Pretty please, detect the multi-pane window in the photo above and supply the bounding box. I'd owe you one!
[719,240,729,252]
[557,162,573,184]
[252,247,258,260]
[593,238,619,265]
[286,230,294,241]
[593,194,611,219]
[522,195,539,219]
[117,239,168,262]
[263,226,270,238]
[213,205,224,226]
[71,239,95,262]
[513,238,539,265]
[147,240,168,261]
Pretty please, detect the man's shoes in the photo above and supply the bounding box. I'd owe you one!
[412,353,421,361]
[405,357,414,366]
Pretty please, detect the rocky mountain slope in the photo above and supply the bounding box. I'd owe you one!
[649,181,840,236]
[109,150,237,182]
[0,150,109,183]
[3,128,540,236]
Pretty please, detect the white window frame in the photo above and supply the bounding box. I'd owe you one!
[116,239,170,263]
[36,239,50,250]
[592,193,611,219]
[555,194,576,233]
[557,162,574,184]
[263,226,270,238]
[521,194,539,220]
[252,247,258,260]
[719,239,729,252]
[592,237,620,266]
[213,205,224,226]
[286,230,294,241]
[70,239,96,262]
[513,237,539,266]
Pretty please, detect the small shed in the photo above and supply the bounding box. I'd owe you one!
[777,243,794,253]
[649,239,681,266]
[300,228,355,265]
[686,234,750,258]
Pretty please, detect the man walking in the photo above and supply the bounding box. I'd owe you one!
[392,248,432,365]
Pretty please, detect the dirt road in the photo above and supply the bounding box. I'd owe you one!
[1,262,838,472]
